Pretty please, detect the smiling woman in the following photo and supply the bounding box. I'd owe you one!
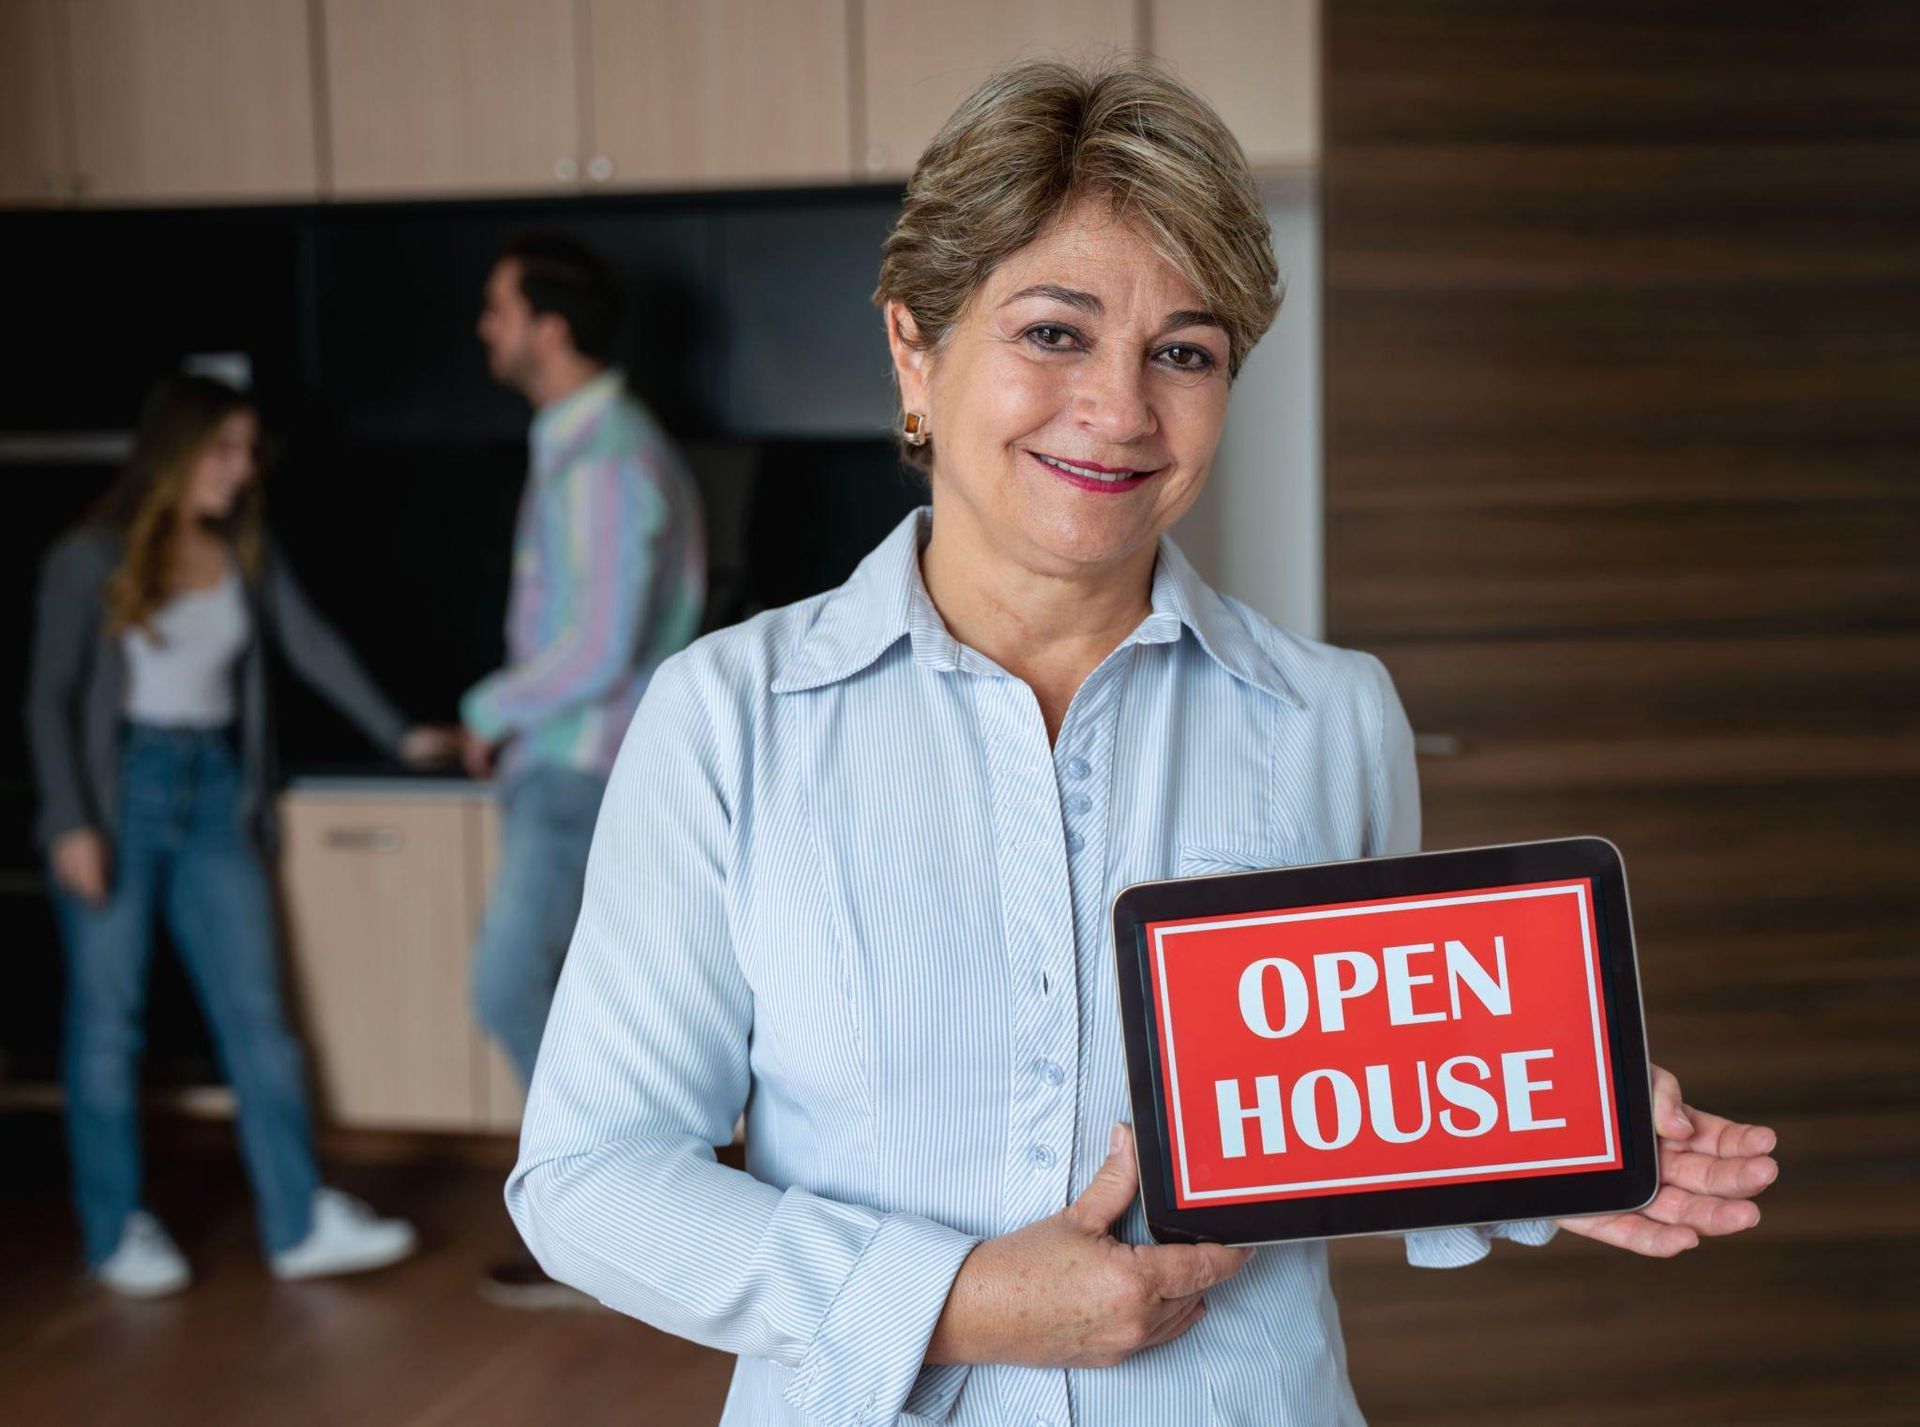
[504,58,1776,1427]
[887,209,1234,627]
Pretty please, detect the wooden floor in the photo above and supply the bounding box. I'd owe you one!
[0,1117,734,1427]
[2,1111,1914,1426]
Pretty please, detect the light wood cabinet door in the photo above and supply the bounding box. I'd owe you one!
[585,0,852,189]
[63,0,320,204]
[0,0,73,204]
[859,0,1138,179]
[322,0,583,197]
[279,794,498,1131]
[1147,0,1317,168]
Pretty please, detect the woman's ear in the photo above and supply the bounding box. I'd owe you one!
[884,300,933,415]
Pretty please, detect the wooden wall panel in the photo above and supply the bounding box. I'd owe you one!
[1374,633,1920,745]
[1323,2,1920,1419]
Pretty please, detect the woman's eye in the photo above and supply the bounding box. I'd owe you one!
[1025,324,1078,351]
[1159,344,1214,372]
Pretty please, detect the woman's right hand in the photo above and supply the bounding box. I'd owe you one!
[51,828,112,907]
[925,1123,1253,1369]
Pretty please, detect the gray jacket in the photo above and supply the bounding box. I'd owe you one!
[24,525,409,854]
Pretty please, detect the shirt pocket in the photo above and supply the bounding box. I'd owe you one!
[1177,841,1323,879]
[1178,845,1275,878]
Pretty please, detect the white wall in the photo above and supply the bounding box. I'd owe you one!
[1173,170,1322,640]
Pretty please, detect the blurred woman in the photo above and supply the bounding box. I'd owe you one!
[25,375,455,1297]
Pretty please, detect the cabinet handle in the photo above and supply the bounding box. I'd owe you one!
[323,826,401,853]
[586,155,613,182]
[555,156,579,181]
[1413,733,1465,758]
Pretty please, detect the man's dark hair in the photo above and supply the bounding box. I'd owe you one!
[500,231,626,364]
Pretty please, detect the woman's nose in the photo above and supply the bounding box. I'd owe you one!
[1072,351,1156,445]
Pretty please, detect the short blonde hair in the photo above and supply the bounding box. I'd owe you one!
[875,57,1282,471]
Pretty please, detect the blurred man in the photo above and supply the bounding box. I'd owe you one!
[465,232,705,1305]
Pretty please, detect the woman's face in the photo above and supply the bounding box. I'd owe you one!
[889,199,1235,581]
[182,409,259,521]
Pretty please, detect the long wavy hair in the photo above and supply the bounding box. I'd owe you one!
[88,376,268,637]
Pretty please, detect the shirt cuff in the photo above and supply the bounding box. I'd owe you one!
[784,1211,979,1427]
[1403,1218,1558,1269]
[460,681,511,744]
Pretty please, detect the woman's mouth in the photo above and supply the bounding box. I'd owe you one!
[1027,449,1159,493]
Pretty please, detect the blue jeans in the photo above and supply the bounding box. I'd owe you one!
[51,725,319,1266]
[471,764,606,1088]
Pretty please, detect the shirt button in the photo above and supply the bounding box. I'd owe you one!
[1063,756,1090,780]
[1064,831,1084,854]
[1027,1144,1055,1168]
[1033,1058,1066,1087]
[1064,792,1091,815]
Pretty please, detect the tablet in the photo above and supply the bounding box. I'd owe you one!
[1111,837,1658,1246]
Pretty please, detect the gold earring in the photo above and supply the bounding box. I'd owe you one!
[902,411,929,447]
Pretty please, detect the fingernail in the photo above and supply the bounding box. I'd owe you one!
[1110,1122,1126,1155]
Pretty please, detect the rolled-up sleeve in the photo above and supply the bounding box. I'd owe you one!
[1357,651,1560,1269]
[1403,1218,1559,1267]
[504,651,978,1427]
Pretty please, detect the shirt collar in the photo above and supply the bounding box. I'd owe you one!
[771,506,1303,708]
[531,368,623,460]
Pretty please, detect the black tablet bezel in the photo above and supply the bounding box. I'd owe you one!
[1111,836,1658,1246]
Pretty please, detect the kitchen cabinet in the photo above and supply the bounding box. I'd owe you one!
[585,0,853,189]
[472,798,525,1131]
[0,0,72,204]
[1148,0,1318,169]
[321,0,582,197]
[278,787,521,1132]
[64,0,321,204]
[16,0,1321,206]
[858,0,1139,179]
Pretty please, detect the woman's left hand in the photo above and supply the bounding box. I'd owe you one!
[1553,1064,1778,1257]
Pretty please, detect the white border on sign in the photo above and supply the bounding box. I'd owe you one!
[1152,883,1617,1204]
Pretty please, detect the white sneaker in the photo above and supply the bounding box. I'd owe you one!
[96,1211,192,1298]
[268,1188,418,1281]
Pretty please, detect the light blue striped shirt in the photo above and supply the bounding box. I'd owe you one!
[506,506,1554,1427]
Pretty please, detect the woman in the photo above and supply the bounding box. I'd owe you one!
[506,63,1779,1424]
[26,375,455,1297]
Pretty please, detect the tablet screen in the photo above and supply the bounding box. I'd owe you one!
[1145,876,1622,1210]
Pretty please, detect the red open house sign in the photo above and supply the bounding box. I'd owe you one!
[1146,878,1620,1208]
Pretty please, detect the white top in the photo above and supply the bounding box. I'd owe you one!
[121,569,250,727]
